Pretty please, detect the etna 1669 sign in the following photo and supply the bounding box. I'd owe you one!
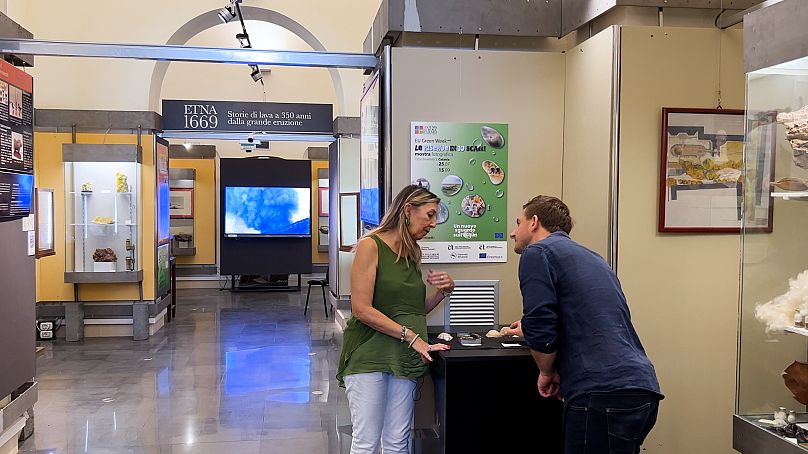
[162,99,333,134]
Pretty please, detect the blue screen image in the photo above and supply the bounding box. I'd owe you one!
[224,186,311,236]
[360,187,380,225]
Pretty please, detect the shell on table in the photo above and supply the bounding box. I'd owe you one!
[777,106,808,169]
[771,177,808,191]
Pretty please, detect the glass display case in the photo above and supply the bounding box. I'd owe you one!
[63,144,142,282]
[735,53,808,453]
[168,167,195,256]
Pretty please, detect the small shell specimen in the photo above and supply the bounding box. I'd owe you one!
[770,177,808,191]
[436,332,453,341]
[485,329,503,338]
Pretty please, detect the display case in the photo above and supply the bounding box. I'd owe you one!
[734,26,808,454]
[63,144,143,283]
[168,167,195,256]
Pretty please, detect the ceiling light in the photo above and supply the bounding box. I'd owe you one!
[250,65,262,83]
[217,5,235,23]
[236,33,251,49]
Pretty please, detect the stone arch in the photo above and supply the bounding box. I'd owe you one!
[148,6,345,115]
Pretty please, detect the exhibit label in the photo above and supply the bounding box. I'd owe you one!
[411,122,508,263]
[162,100,333,134]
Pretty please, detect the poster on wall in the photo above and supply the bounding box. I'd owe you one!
[155,137,171,297]
[411,122,508,263]
[0,59,33,176]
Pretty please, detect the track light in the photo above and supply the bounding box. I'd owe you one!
[250,65,262,83]
[217,5,236,23]
[236,33,251,49]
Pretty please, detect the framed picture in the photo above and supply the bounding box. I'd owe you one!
[169,187,194,219]
[318,187,329,217]
[35,188,55,258]
[658,108,771,233]
[340,192,360,250]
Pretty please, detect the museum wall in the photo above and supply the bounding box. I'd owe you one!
[169,159,216,265]
[562,26,616,258]
[617,26,744,454]
[391,47,566,325]
[34,132,157,303]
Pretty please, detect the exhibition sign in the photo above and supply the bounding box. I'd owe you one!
[162,99,333,134]
[411,122,508,263]
[0,58,34,220]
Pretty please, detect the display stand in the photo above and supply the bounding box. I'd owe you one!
[229,274,302,292]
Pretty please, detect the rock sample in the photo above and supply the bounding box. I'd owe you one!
[92,248,117,262]
[777,106,808,169]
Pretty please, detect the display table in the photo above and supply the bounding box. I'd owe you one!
[427,328,563,453]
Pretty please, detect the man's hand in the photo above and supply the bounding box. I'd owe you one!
[501,320,522,337]
[537,371,561,398]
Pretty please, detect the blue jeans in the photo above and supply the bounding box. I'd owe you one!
[344,372,417,454]
[564,390,660,454]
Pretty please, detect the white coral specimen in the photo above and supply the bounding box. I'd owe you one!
[755,269,808,332]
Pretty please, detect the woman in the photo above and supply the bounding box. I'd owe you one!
[337,185,455,454]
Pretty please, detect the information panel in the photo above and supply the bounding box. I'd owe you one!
[162,100,333,134]
[411,122,509,263]
[0,59,33,175]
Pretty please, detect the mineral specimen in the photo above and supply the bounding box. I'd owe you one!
[777,106,808,169]
[92,248,117,262]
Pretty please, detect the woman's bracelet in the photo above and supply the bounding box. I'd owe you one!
[408,333,420,348]
[400,325,408,343]
[440,288,453,299]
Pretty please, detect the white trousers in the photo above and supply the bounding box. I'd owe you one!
[344,372,417,454]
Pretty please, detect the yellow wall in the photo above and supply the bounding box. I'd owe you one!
[312,161,329,264]
[617,26,744,454]
[35,133,156,302]
[563,27,615,258]
[169,159,216,265]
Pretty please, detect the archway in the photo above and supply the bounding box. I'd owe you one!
[149,6,346,115]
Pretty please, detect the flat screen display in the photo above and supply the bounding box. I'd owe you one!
[224,186,311,237]
[360,70,382,226]
[0,170,33,219]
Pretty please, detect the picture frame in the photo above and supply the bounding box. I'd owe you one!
[658,108,773,233]
[318,187,329,217]
[35,188,55,258]
[169,187,194,219]
[339,192,360,250]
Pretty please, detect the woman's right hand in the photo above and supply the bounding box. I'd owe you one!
[411,337,451,364]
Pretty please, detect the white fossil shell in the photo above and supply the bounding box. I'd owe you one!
[437,332,453,341]
[485,329,503,338]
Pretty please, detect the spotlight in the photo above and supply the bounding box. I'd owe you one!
[217,5,235,23]
[250,65,262,83]
[236,33,251,49]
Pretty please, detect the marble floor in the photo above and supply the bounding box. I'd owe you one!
[20,282,348,454]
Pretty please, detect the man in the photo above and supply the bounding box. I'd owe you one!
[507,195,662,454]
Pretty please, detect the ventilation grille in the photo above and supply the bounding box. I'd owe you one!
[446,280,499,327]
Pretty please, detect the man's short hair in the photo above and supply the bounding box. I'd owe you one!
[523,195,573,234]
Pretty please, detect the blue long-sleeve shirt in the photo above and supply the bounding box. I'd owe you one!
[520,231,662,401]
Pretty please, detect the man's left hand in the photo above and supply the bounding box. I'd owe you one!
[537,371,561,398]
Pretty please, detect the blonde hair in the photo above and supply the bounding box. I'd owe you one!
[365,185,440,267]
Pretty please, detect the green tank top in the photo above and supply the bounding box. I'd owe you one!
[336,234,428,386]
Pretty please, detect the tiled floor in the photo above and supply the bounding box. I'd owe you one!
[20,283,347,454]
